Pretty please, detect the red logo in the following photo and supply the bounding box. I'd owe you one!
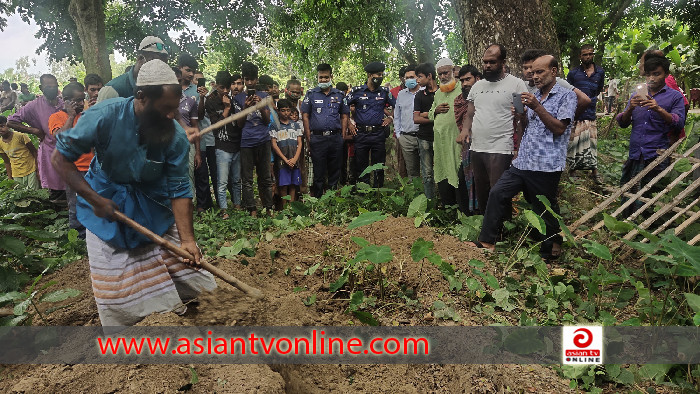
[573,328,593,348]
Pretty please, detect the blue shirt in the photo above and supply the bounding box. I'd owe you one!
[393,87,421,137]
[566,64,605,121]
[234,91,271,148]
[104,68,136,98]
[345,84,396,126]
[55,97,191,249]
[512,83,577,172]
[616,85,686,161]
[300,87,350,131]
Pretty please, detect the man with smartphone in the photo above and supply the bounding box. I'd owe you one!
[616,55,686,215]
[467,55,576,260]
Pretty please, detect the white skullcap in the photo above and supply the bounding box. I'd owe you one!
[136,59,179,87]
[138,36,168,55]
[436,57,454,68]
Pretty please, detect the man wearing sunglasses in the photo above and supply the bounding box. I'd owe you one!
[98,36,169,100]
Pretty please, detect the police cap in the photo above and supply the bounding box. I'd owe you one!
[364,61,385,74]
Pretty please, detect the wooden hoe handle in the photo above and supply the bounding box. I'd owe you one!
[113,211,264,299]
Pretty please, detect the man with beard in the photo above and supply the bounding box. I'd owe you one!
[49,82,92,238]
[345,61,396,187]
[454,64,482,214]
[467,55,576,259]
[98,36,169,100]
[566,44,605,184]
[429,58,466,211]
[51,60,216,327]
[8,73,66,202]
[457,44,527,214]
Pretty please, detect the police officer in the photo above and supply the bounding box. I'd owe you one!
[346,61,396,187]
[301,64,350,197]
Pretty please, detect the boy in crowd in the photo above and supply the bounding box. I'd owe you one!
[49,82,93,237]
[271,99,303,207]
[0,115,39,189]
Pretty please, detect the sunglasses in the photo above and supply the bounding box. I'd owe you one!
[143,42,168,52]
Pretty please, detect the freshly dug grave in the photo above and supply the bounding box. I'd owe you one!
[0,217,574,393]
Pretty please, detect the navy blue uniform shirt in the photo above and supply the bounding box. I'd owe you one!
[300,87,350,131]
[345,84,396,126]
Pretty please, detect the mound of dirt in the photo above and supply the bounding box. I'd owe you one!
[0,216,575,393]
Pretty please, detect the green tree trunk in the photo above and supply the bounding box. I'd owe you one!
[68,0,112,81]
[454,0,560,75]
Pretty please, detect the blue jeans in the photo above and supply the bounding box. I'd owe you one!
[418,138,434,199]
[215,149,241,209]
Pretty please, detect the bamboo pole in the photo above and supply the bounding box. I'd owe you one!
[586,141,700,233]
[673,209,700,244]
[195,96,276,139]
[622,177,700,240]
[113,211,264,299]
[638,197,700,243]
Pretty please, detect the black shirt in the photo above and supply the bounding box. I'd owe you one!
[414,89,436,142]
[205,92,242,153]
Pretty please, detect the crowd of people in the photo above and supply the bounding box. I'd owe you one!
[0,35,689,326]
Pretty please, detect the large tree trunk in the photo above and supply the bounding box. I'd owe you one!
[455,0,560,77]
[68,0,112,81]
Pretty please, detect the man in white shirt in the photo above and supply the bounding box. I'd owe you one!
[457,44,527,214]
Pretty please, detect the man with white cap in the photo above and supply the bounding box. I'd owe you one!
[429,57,467,211]
[52,59,216,327]
[98,36,170,100]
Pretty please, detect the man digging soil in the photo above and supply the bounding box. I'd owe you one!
[51,60,216,326]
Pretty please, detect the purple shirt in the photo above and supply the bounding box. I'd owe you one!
[8,95,65,190]
[616,85,686,161]
[178,93,198,128]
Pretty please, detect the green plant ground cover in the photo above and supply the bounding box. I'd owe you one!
[1,119,699,391]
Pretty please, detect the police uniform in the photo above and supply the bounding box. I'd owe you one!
[301,86,350,197]
[345,62,396,187]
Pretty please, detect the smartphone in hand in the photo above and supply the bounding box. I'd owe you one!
[635,83,648,99]
[512,92,525,114]
[247,89,256,96]
[197,78,206,88]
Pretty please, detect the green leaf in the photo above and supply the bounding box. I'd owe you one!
[0,236,26,256]
[329,274,348,292]
[684,293,700,314]
[0,224,25,232]
[189,366,199,384]
[348,291,365,311]
[503,329,545,354]
[303,263,320,276]
[290,201,312,216]
[603,213,634,233]
[667,48,681,66]
[0,291,25,304]
[522,210,546,235]
[407,194,427,217]
[622,239,659,255]
[614,368,635,385]
[583,241,612,260]
[23,230,59,241]
[673,158,692,173]
[468,259,485,268]
[353,310,379,326]
[67,228,78,243]
[303,294,317,306]
[485,274,499,289]
[492,288,515,311]
[358,163,386,178]
[410,238,434,262]
[353,245,392,264]
[216,239,248,258]
[662,235,700,276]
[40,288,81,303]
[13,297,32,316]
[347,211,387,230]
[638,364,673,383]
[351,236,369,247]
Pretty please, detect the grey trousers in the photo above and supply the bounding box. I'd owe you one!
[399,134,420,179]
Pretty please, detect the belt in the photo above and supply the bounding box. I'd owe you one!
[311,130,340,136]
[357,125,386,133]
[403,132,418,136]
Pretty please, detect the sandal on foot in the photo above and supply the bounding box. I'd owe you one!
[467,240,492,252]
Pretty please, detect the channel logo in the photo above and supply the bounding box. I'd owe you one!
[562,326,603,364]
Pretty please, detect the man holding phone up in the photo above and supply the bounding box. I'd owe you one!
[467,55,576,260]
[616,55,686,215]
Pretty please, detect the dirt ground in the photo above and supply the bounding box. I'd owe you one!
[0,217,576,393]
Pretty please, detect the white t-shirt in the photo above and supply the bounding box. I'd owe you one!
[467,74,528,154]
[607,79,620,96]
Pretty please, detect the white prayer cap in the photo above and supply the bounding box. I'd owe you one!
[436,57,454,68]
[136,59,179,87]
[138,36,168,55]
